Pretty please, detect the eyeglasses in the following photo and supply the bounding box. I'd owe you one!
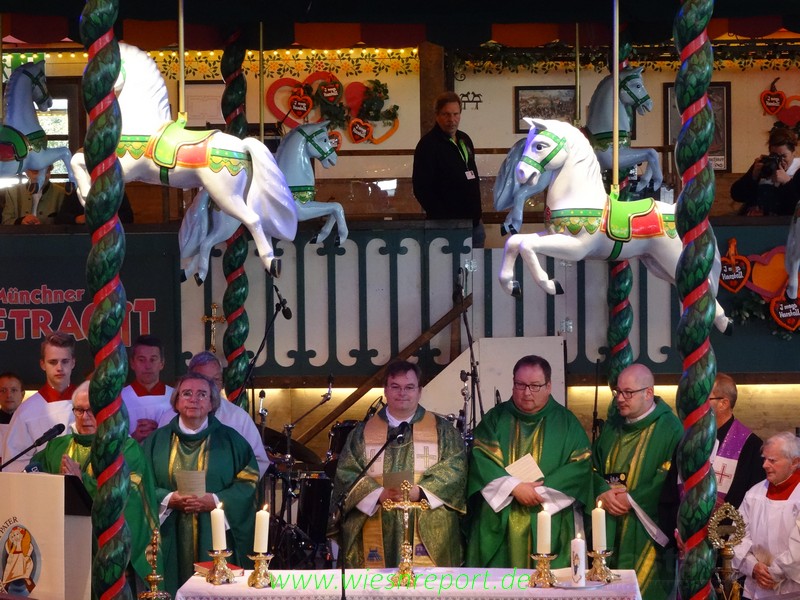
[72,407,93,417]
[513,381,548,393]
[179,389,209,400]
[0,387,21,394]
[612,387,649,400]
[708,396,725,402]
[387,384,418,394]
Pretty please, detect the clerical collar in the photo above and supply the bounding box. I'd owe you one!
[131,380,167,397]
[39,383,76,403]
[178,417,209,434]
[626,401,657,424]
[767,469,800,500]
[386,408,413,428]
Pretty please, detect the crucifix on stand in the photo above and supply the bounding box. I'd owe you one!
[201,303,226,353]
[381,480,430,587]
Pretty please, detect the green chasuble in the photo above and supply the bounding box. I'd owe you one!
[30,432,161,585]
[143,416,258,596]
[467,397,592,569]
[329,406,467,568]
[591,398,682,600]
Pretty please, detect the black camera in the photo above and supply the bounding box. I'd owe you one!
[761,153,783,178]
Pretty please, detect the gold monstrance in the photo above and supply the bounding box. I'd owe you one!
[381,480,430,587]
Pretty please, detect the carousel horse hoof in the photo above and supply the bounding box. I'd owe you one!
[180,270,188,283]
[310,234,319,245]
[723,319,734,336]
[508,225,518,235]
[269,259,282,279]
[501,224,509,236]
[511,281,522,298]
[194,273,205,286]
[554,281,565,295]
[335,235,341,247]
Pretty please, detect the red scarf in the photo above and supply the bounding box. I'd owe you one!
[767,469,800,500]
[38,383,76,403]
[130,380,167,396]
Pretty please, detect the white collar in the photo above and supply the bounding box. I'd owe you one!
[386,409,414,428]
[626,401,657,424]
[178,416,209,434]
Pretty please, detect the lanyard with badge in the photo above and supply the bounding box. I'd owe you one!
[451,137,476,180]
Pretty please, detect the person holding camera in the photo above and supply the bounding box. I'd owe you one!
[731,127,800,216]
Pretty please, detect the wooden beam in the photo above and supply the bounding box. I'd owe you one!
[295,293,473,444]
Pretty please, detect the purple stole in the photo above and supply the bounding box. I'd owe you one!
[713,418,752,505]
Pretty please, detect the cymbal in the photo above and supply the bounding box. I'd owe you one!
[262,427,322,466]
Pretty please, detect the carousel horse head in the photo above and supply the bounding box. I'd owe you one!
[5,61,52,112]
[619,66,652,116]
[516,118,586,186]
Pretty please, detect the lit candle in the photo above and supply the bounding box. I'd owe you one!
[211,503,227,551]
[571,533,586,586]
[254,504,270,553]
[536,504,551,554]
[592,501,607,552]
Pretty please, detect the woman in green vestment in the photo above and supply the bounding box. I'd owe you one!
[143,373,258,595]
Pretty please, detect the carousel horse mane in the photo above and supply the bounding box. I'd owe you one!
[118,42,172,122]
[3,61,44,116]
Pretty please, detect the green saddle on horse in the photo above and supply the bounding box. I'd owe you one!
[151,113,217,169]
[606,193,656,243]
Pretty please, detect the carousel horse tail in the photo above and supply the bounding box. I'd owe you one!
[241,137,298,242]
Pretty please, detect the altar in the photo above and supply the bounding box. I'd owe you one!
[175,567,641,600]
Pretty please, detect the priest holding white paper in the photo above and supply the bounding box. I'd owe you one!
[466,355,593,569]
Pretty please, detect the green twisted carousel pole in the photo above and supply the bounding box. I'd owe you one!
[220,29,251,408]
[674,0,719,598]
[79,2,132,598]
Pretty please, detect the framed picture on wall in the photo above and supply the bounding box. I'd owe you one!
[514,86,577,133]
[184,81,227,128]
[663,82,731,172]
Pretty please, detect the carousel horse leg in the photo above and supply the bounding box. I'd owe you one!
[331,202,348,244]
[499,233,568,297]
[70,152,93,206]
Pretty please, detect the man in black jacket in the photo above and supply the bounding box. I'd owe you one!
[413,92,484,247]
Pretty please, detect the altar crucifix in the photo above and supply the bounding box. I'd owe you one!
[201,303,225,353]
[381,480,430,587]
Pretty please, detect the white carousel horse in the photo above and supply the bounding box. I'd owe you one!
[585,66,663,192]
[499,118,732,334]
[786,204,800,300]
[71,43,297,278]
[0,61,76,192]
[493,137,551,235]
[275,121,348,245]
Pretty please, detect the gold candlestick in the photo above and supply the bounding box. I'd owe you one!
[205,549,236,585]
[247,553,274,588]
[529,553,559,587]
[138,529,170,599]
[588,549,619,582]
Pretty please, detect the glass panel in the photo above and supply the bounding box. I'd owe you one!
[36,98,69,136]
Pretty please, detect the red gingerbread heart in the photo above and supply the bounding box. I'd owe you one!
[319,81,342,105]
[761,90,786,115]
[719,255,751,293]
[328,130,343,151]
[289,92,313,119]
[266,72,337,128]
[770,295,800,332]
[348,118,373,144]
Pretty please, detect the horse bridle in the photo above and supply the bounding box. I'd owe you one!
[620,72,650,111]
[20,67,51,105]
[520,129,566,174]
[298,126,336,160]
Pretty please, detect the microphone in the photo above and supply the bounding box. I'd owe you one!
[34,423,66,447]
[24,461,43,473]
[394,421,410,444]
[495,389,502,406]
[273,285,292,320]
[460,370,469,383]
[322,374,334,403]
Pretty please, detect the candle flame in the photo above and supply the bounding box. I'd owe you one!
[577,533,582,539]
[217,502,223,510]
[263,504,269,512]
[597,501,603,509]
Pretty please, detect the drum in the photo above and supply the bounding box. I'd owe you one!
[296,472,333,543]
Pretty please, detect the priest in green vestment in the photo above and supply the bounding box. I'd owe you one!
[28,380,161,588]
[143,373,258,596]
[467,354,593,569]
[329,360,467,568]
[592,363,682,600]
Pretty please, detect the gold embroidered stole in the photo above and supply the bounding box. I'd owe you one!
[361,412,438,567]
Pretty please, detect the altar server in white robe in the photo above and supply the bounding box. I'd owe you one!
[733,432,800,600]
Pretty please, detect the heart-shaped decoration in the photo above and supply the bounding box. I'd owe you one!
[761,90,785,115]
[266,72,336,128]
[770,295,800,332]
[720,255,751,293]
[328,130,343,151]
[746,246,788,300]
[319,81,342,105]
[344,82,368,118]
[290,92,313,119]
[349,118,373,144]
[777,96,800,128]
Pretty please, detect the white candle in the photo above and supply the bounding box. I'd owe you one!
[536,505,551,554]
[211,503,227,551]
[254,504,270,553]
[571,533,586,586]
[592,501,607,552]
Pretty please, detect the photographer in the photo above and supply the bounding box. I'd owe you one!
[731,127,800,216]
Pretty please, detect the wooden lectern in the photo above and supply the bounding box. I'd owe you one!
[0,472,92,599]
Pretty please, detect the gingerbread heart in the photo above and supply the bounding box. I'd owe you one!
[266,72,337,128]
[290,92,313,119]
[319,81,342,105]
[328,130,343,151]
[770,295,800,332]
[349,118,373,144]
[761,90,785,115]
[720,255,751,293]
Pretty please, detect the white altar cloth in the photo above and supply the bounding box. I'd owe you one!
[175,567,641,600]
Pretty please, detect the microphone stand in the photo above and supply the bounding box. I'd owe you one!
[334,426,406,600]
[454,267,482,448]
[591,359,604,443]
[0,434,57,471]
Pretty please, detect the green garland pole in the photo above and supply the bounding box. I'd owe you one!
[673,0,719,598]
[78,2,133,599]
[219,30,252,409]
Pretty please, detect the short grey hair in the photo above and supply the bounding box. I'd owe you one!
[170,372,221,413]
[764,431,800,461]
[72,380,90,405]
